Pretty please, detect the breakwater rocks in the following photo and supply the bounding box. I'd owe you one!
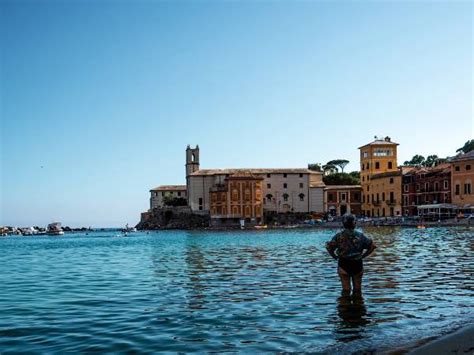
[136,207,210,230]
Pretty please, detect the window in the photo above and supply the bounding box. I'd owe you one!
[455,184,460,195]
[283,193,289,202]
[299,183,303,188]
[341,193,346,201]
[376,193,379,202]
[434,183,439,191]
[388,161,393,169]
[416,184,420,191]
[283,183,287,189]
[328,194,334,202]
[382,192,385,201]
[267,173,271,178]
[362,176,365,182]
[178,192,181,197]
[425,183,429,191]
[467,165,472,171]
[362,164,365,171]
[465,183,472,195]
[162,192,165,197]
[389,178,394,184]
[299,173,303,178]
[363,151,368,158]
[283,173,287,178]
[199,197,203,210]
[354,193,359,201]
[404,184,409,192]
[299,193,305,201]
[455,166,460,172]
[367,186,370,191]
[366,163,369,169]
[373,149,392,157]
[444,180,448,189]
[375,162,380,169]
[390,192,394,202]
[266,193,273,201]
[267,183,271,189]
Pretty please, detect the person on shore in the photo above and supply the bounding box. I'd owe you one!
[326,214,376,294]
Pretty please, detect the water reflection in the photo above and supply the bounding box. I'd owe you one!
[335,291,369,342]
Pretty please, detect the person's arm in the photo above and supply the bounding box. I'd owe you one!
[361,242,376,259]
[326,238,339,260]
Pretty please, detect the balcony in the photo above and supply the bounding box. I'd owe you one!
[386,200,397,206]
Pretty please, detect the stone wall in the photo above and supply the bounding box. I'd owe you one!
[136,206,210,230]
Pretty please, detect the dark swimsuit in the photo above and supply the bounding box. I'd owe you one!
[338,258,363,276]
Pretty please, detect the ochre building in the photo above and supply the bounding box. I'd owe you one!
[359,137,402,217]
[451,151,474,210]
[209,173,264,225]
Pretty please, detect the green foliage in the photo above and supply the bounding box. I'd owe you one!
[425,155,439,167]
[308,163,322,172]
[403,154,425,166]
[326,159,350,173]
[163,196,188,207]
[322,164,338,175]
[457,140,474,154]
[323,172,360,186]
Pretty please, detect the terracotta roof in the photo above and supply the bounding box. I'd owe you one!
[402,163,451,175]
[451,151,474,162]
[190,168,319,176]
[358,138,399,149]
[150,185,187,191]
[324,185,362,190]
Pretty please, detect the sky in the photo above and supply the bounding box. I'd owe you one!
[1,0,472,227]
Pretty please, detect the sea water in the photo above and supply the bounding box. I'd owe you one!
[0,227,472,352]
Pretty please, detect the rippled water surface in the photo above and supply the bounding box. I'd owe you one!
[1,227,473,353]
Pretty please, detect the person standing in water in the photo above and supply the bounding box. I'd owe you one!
[326,214,376,294]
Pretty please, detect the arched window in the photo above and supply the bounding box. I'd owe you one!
[283,193,289,202]
[232,189,239,201]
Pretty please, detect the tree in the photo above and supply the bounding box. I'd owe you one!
[308,163,322,172]
[403,155,425,166]
[322,164,338,175]
[323,172,360,185]
[424,155,439,167]
[456,140,474,154]
[327,159,350,173]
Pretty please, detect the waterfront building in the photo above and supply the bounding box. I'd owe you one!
[186,146,325,215]
[209,173,264,225]
[401,164,451,216]
[150,185,187,209]
[324,185,362,216]
[451,150,474,211]
[359,137,401,217]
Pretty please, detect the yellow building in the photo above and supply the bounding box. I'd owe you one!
[359,137,402,217]
[209,173,264,225]
[451,151,474,209]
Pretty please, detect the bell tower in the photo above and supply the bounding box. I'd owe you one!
[186,145,200,203]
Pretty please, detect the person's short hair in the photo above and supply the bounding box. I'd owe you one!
[342,213,356,229]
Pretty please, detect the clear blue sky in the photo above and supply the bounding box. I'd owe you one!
[1,0,472,227]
